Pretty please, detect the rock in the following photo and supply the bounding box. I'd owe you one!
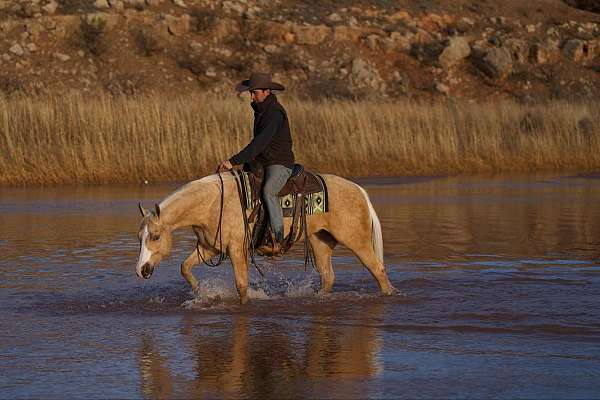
[439,36,471,68]
[190,41,203,52]
[526,24,536,33]
[9,44,24,57]
[165,14,190,36]
[387,10,411,23]
[264,44,278,54]
[420,13,448,33]
[351,58,386,91]
[42,1,58,14]
[40,17,57,30]
[474,47,513,80]
[172,0,186,8]
[222,0,245,15]
[435,82,450,94]
[529,39,560,64]
[1,53,11,62]
[333,26,363,43]
[365,34,380,50]
[293,24,331,45]
[94,0,110,10]
[26,21,46,37]
[108,0,124,10]
[328,13,342,22]
[54,52,70,61]
[26,43,37,52]
[385,31,413,51]
[562,39,587,62]
[503,38,529,63]
[208,18,239,42]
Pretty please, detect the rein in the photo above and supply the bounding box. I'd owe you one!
[195,169,227,268]
[231,169,264,277]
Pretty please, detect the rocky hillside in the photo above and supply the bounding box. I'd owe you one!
[0,0,599,101]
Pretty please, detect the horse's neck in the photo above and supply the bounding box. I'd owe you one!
[159,174,233,230]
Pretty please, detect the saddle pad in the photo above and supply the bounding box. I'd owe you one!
[238,171,328,216]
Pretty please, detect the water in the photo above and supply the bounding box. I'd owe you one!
[1,175,600,399]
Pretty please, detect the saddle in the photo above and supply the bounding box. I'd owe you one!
[233,163,328,256]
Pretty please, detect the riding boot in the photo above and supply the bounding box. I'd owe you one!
[257,233,283,257]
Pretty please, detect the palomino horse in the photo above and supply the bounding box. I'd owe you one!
[136,172,395,304]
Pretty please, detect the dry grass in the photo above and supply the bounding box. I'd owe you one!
[0,94,598,186]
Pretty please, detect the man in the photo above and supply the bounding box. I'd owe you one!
[218,72,295,255]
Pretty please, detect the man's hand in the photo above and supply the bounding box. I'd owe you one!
[218,160,233,172]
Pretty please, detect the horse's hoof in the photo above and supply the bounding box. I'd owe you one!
[239,296,249,305]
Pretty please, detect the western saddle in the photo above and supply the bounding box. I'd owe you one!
[234,162,327,256]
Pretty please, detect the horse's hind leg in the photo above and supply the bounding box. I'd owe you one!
[338,237,394,295]
[308,231,337,295]
[355,244,395,295]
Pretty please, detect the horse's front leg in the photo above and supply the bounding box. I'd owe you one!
[181,246,218,291]
[228,244,249,305]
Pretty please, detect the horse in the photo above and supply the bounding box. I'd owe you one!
[135,172,395,304]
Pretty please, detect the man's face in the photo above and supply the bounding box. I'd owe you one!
[250,89,270,103]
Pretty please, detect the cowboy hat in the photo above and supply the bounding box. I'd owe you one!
[235,72,285,92]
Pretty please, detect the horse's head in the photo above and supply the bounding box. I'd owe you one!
[136,203,172,279]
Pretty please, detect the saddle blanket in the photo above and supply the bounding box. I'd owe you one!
[239,171,328,217]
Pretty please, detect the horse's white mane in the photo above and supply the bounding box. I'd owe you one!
[159,173,235,210]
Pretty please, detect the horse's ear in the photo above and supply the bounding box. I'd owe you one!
[138,203,149,217]
[154,203,161,219]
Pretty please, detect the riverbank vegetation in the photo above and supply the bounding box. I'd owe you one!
[0,94,598,186]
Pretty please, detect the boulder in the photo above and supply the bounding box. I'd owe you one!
[9,44,25,57]
[438,36,471,68]
[333,26,363,43]
[108,0,124,10]
[529,39,561,64]
[474,47,513,80]
[293,24,331,45]
[26,21,46,37]
[385,31,413,51]
[54,52,71,61]
[165,14,190,36]
[208,18,239,42]
[562,38,594,62]
[94,0,110,10]
[42,1,58,14]
[503,38,529,63]
[351,58,386,91]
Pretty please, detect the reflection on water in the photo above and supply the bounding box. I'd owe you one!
[138,303,384,399]
[1,175,600,399]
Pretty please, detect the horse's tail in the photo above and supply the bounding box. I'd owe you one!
[357,185,384,263]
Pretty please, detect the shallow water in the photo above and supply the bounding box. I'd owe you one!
[1,175,600,399]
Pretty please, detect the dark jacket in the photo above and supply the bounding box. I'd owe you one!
[229,94,295,169]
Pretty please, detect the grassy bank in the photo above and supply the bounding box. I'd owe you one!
[0,94,598,186]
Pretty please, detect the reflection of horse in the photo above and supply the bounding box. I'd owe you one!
[136,173,395,304]
[138,303,386,398]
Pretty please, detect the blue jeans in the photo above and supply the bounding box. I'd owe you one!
[262,165,292,243]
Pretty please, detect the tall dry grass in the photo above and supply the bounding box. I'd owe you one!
[0,93,598,185]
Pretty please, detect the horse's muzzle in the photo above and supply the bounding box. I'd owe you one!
[140,263,154,279]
